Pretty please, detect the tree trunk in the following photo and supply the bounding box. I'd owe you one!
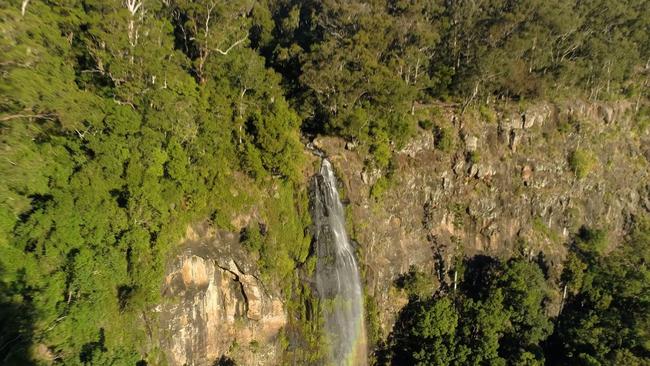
[21,0,29,16]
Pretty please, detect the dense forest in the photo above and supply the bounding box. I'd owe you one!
[381,220,650,365]
[0,0,648,365]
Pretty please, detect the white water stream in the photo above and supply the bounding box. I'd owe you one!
[312,159,367,366]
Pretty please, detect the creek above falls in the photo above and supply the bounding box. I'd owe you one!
[310,159,367,366]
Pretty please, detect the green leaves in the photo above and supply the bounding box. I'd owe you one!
[569,149,597,180]
[549,217,650,365]
[1,1,308,363]
[388,256,554,365]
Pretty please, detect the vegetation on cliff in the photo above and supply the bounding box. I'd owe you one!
[0,0,648,364]
[381,219,650,365]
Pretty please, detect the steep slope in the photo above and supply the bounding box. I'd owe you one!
[313,100,649,338]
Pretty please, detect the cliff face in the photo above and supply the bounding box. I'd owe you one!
[159,224,286,366]
[314,100,649,336]
[157,100,648,363]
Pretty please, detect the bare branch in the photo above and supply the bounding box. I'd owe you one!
[21,0,29,16]
[124,0,142,16]
[0,113,56,122]
[215,34,248,55]
[125,0,143,47]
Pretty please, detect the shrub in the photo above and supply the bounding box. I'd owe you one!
[418,119,434,130]
[466,151,480,164]
[558,114,581,134]
[240,222,264,253]
[394,266,436,299]
[479,105,497,124]
[568,149,596,179]
[370,130,392,169]
[370,176,390,200]
[434,125,454,152]
[576,225,608,255]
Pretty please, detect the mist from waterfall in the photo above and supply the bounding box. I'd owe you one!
[311,159,367,366]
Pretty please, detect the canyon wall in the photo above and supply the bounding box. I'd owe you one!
[314,100,649,337]
[158,100,649,363]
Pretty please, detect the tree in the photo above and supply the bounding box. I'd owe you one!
[547,216,650,365]
[171,0,252,83]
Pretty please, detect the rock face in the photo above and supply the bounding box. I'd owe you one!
[314,100,649,337]
[159,224,286,366]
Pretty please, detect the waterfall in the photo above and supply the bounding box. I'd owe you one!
[311,159,367,366]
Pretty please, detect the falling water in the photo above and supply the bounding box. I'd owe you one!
[311,159,367,366]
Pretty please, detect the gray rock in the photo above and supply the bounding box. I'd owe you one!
[598,104,615,124]
[465,135,478,152]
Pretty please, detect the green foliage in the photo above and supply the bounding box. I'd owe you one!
[282,275,327,364]
[418,119,434,130]
[258,183,312,282]
[370,177,390,201]
[365,293,383,353]
[0,1,306,363]
[532,217,561,244]
[1,0,649,364]
[395,266,436,299]
[548,216,650,365]
[467,151,480,164]
[386,256,551,365]
[575,226,609,255]
[434,124,455,152]
[557,114,582,134]
[241,222,264,254]
[569,149,597,179]
[386,220,649,365]
[266,0,649,136]
[480,105,497,124]
[635,107,650,134]
[369,129,392,170]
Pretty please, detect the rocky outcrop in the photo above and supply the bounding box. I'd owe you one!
[159,224,286,366]
[313,100,648,337]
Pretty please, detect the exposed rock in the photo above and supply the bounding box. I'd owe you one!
[598,104,615,124]
[453,158,465,175]
[160,224,286,366]
[505,113,523,130]
[230,211,256,230]
[312,136,325,151]
[310,100,648,343]
[465,135,478,152]
[468,163,479,178]
[523,104,552,129]
[361,166,382,185]
[477,164,495,180]
[522,165,533,186]
[508,129,520,151]
[32,344,54,363]
[345,140,358,150]
[399,131,435,157]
